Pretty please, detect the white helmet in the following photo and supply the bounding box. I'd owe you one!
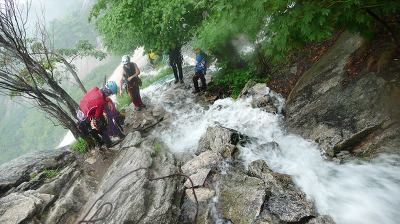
[122,55,130,65]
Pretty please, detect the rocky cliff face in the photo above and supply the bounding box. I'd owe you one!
[285,31,400,160]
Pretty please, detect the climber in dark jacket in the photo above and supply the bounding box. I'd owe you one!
[168,46,184,84]
[119,55,145,111]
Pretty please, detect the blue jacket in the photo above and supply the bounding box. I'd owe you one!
[196,51,206,71]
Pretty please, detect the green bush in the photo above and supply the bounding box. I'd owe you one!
[116,92,132,110]
[71,137,88,154]
[43,167,60,179]
[213,62,269,98]
[154,143,162,153]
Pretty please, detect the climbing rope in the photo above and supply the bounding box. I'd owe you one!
[78,167,199,224]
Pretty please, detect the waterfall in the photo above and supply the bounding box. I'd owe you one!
[145,83,400,224]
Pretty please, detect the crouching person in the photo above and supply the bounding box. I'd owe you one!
[79,81,124,149]
[76,109,104,147]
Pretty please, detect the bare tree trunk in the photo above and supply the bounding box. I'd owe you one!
[57,55,87,93]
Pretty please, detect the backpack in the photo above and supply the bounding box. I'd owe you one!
[77,120,90,136]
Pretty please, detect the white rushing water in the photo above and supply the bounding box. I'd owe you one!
[143,83,400,224]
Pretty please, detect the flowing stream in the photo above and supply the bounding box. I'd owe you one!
[143,82,400,224]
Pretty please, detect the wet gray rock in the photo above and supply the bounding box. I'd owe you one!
[0,147,74,197]
[40,163,98,224]
[285,31,400,159]
[308,215,336,224]
[195,134,211,155]
[77,133,184,224]
[184,168,211,188]
[0,190,53,224]
[181,150,223,175]
[185,188,215,202]
[206,125,240,158]
[216,171,266,224]
[249,159,321,223]
[239,81,282,114]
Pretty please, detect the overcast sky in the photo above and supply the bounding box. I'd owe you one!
[30,0,80,21]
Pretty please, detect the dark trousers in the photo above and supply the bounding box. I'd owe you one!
[127,84,143,108]
[171,62,183,81]
[193,69,206,91]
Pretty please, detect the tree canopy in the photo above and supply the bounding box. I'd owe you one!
[89,0,205,54]
[90,0,399,61]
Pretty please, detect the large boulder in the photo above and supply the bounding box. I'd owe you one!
[216,171,266,224]
[77,132,184,223]
[0,190,53,224]
[248,160,320,223]
[285,31,400,159]
[0,147,75,197]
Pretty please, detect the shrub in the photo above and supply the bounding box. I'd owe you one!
[213,62,269,98]
[43,167,60,179]
[71,137,88,154]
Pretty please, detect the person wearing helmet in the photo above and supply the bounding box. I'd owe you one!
[79,81,124,148]
[119,55,146,111]
[168,46,184,84]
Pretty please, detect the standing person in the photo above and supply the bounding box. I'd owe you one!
[79,81,124,148]
[148,49,157,66]
[168,46,184,84]
[119,55,146,111]
[192,49,207,93]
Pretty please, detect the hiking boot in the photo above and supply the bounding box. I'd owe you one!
[174,79,179,84]
[192,90,200,94]
[140,104,146,108]
[135,106,142,111]
[180,79,184,84]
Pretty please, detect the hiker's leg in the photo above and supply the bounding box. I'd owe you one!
[131,85,143,107]
[128,85,141,107]
[177,61,183,80]
[171,63,179,81]
[193,71,200,91]
[200,70,206,88]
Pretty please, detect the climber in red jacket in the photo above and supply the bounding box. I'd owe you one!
[79,81,124,148]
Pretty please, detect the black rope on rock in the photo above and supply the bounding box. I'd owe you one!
[78,167,199,224]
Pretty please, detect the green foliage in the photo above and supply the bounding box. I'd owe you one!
[116,92,132,110]
[71,137,88,154]
[213,63,269,98]
[57,40,107,60]
[30,173,38,179]
[154,143,163,153]
[89,0,206,54]
[43,167,60,179]
[90,0,399,65]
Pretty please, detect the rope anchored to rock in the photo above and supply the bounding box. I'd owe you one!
[78,167,199,224]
